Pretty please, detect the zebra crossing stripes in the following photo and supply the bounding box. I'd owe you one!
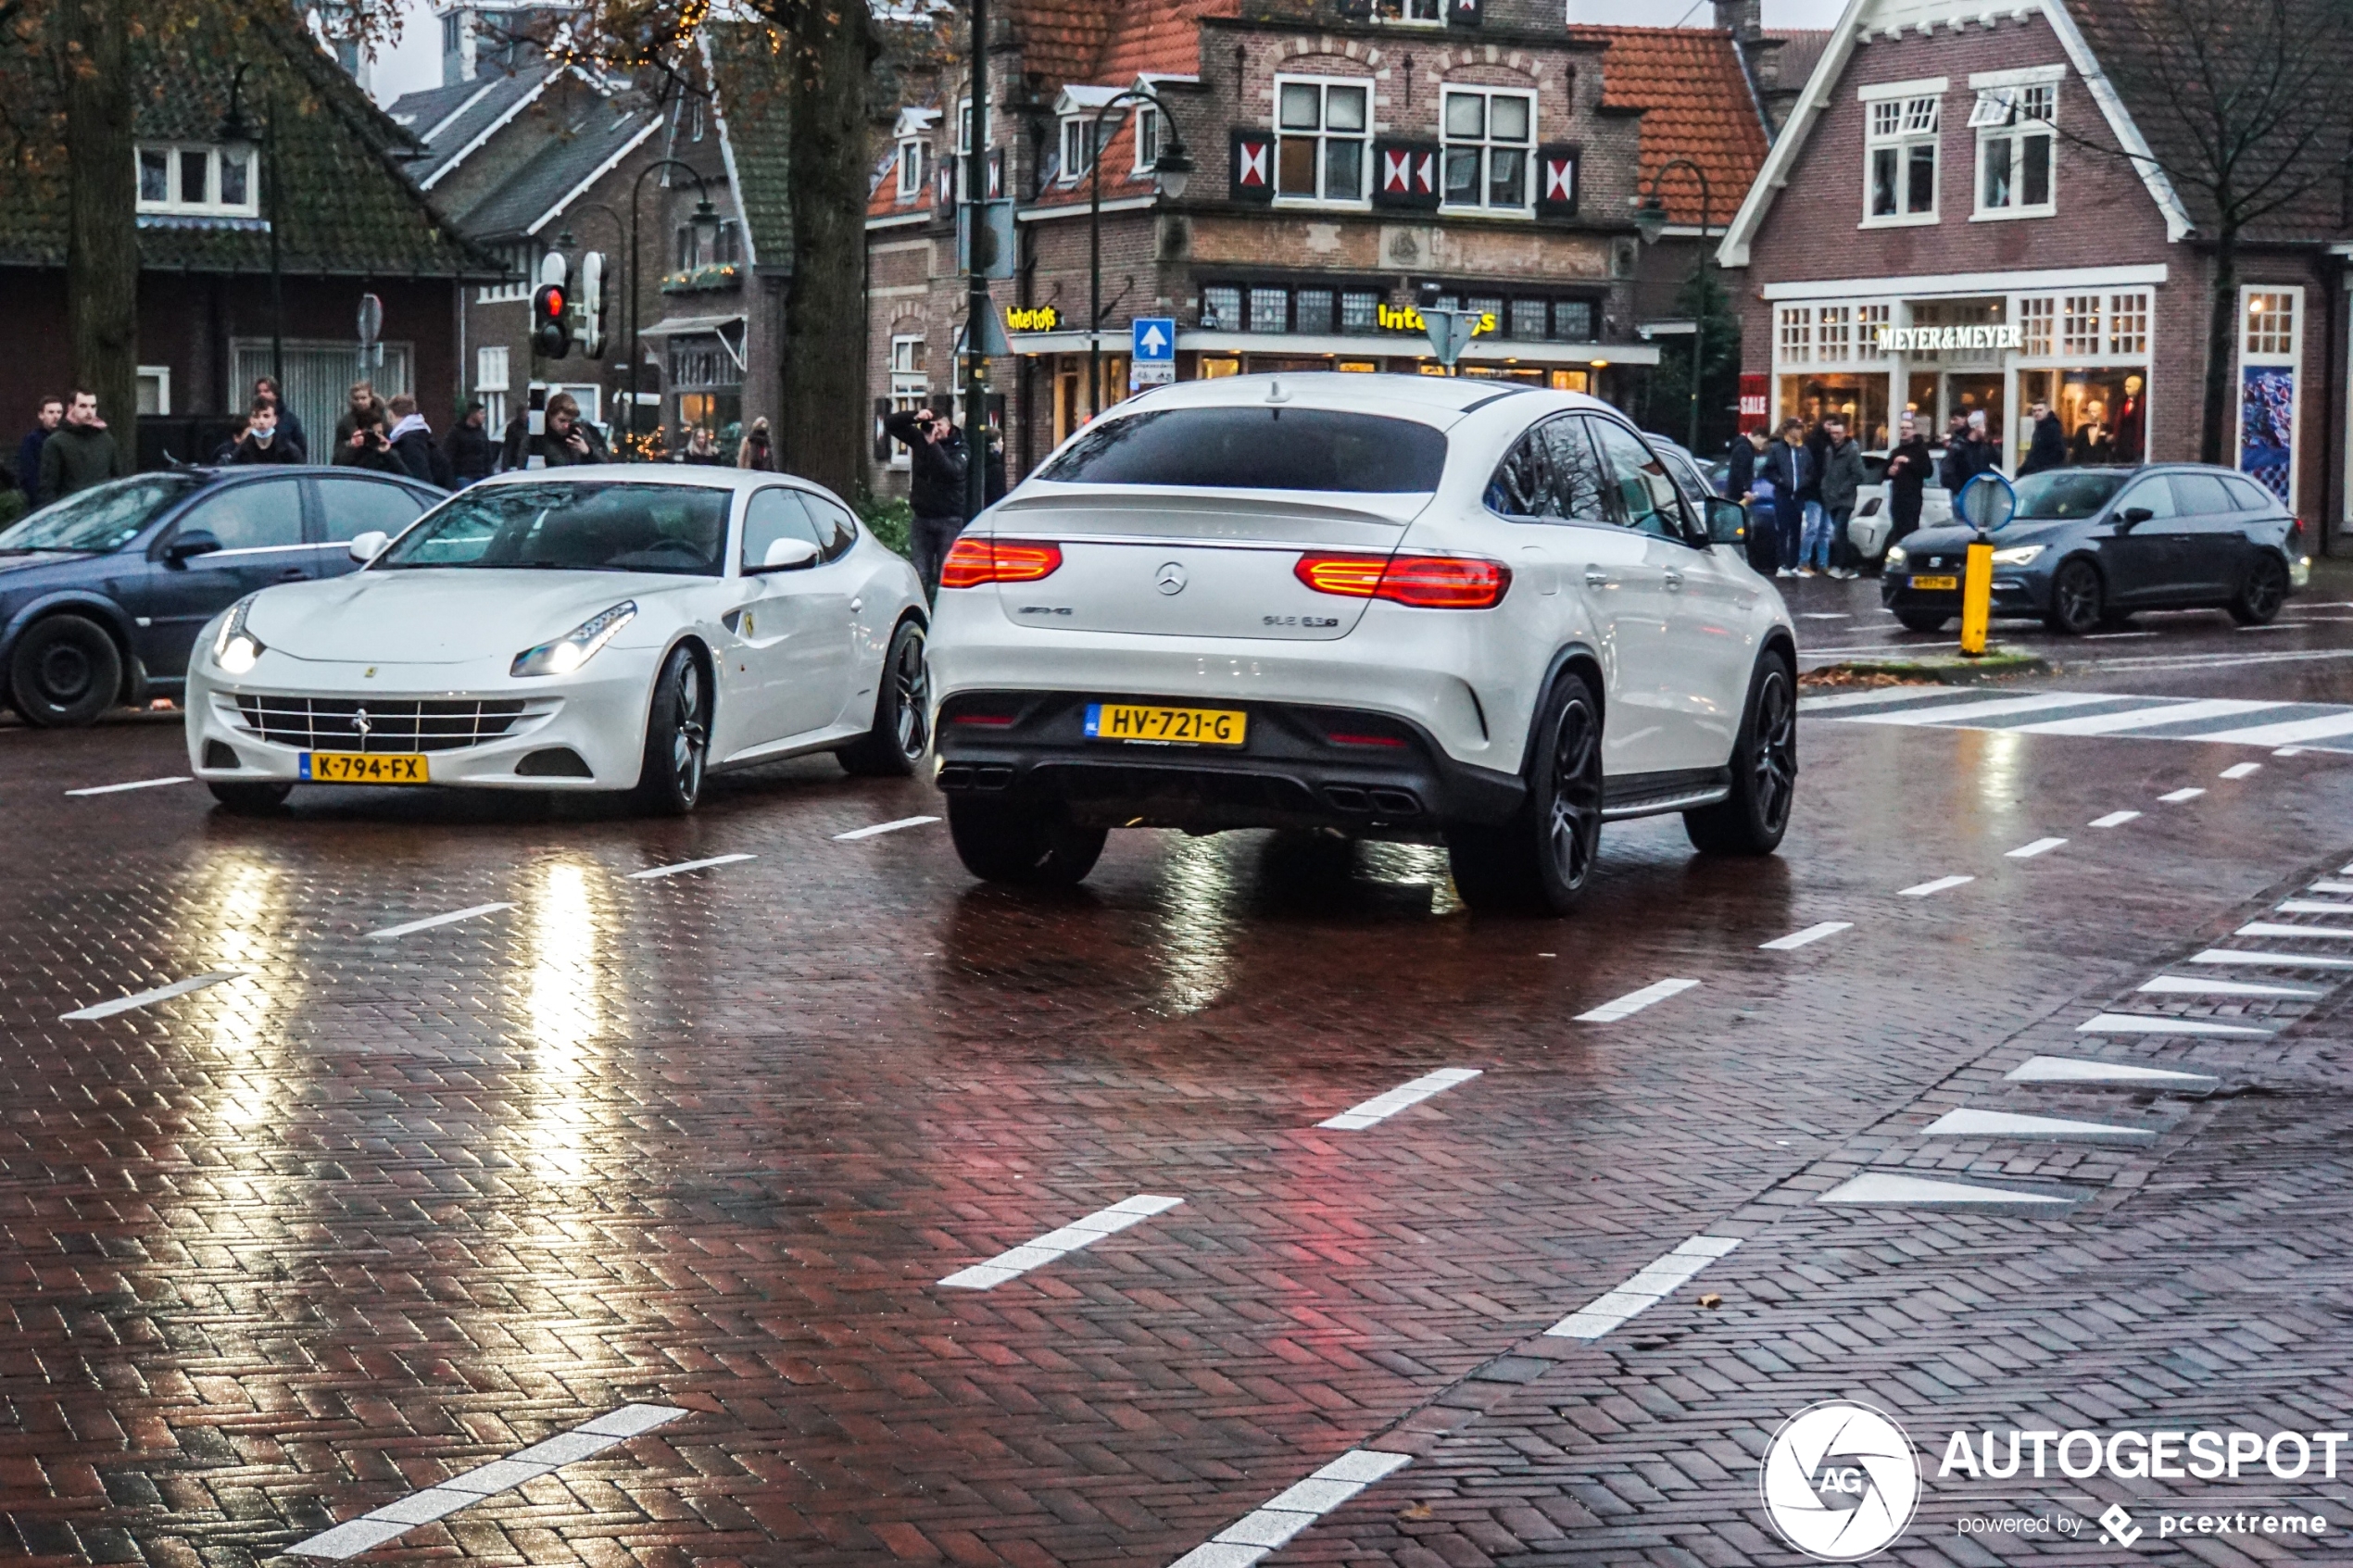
[1818,688,2353,752]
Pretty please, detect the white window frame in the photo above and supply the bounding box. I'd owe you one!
[2239,283,2304,510]
[1439,86,1535,216]
[1059,115,1100,184]
[896,139,926,198]
[475,345,510,431]
[887,333,929,470]
[1379,0,1445,21]
[478,241,535,304]
[1272,74,1374,208]
[135,365,171,417]
[134,144,259,218]
[1858,79,1944,229]
[1971,76,2057,221]
[1133,105,1161,174]
[1777,305,1813,367]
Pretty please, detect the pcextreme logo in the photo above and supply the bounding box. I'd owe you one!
[1760,1401,1922,1562]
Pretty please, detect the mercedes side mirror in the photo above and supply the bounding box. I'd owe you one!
[1705,496,1748,546]
[164,529,220,566]
[348,530,389,564]
[749,535,821,573]
[2116,506,2154,532]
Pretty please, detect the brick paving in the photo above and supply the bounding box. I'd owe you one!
[1,619,2351,1567]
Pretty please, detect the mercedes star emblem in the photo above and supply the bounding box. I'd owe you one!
[1156,561,1188,596]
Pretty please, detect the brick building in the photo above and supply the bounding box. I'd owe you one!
[865,0,1775,493]
[1716,0,2349,538]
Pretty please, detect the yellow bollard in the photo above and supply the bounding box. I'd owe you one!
[1959,537,1994,657]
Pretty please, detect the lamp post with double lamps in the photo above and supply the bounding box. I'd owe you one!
[215,65,281,394]
[1629,157,1716,456]
[1085,86,1194,419]
[560,162,722,453]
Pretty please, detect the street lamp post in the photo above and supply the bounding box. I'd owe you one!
[1630,157,1715,456]
[1085,86,1193,420]
[571,161,720,454]
[216,65,281,395]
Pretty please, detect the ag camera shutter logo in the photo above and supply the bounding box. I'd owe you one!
[1761,1401,1921,1561]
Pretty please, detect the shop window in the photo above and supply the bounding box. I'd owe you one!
[1856,304,1891,360]
[1200,356,1242,378]
[1817,306,1853,364]
[1441,88,1534,212]
[2019,295,2056,357]
[2062,295,2101,358]
[133,144,258,218]
[1201,285,1242,330]
[1340,289,1381,333]
[1467,294,1504,334]
[2107,292,2149,355]
[2239,286,2301,507]
[1248,285,1290,332]
[1778,306,1813,365]
[1864,94,1939,224]
[2245,291,2296,357]
[1552,299,1595,342]
[1509,299,1547,340]
[1973,83,2054,217]
[1294,288,1336,334]
[1275,77,1370,204]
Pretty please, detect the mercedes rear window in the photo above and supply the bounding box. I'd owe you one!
[1039,407,1449,493]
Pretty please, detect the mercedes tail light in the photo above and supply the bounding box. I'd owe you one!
[1294,553,1511,609]
[940,537,1063,589]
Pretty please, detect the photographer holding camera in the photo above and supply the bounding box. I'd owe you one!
[882,403,971,599]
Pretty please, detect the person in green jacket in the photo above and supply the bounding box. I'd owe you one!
[36,390,128,505]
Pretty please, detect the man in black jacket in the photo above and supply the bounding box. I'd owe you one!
[385,394,453,489]
[225,399,301,465]
[2018,399,2067,475]
[1883,412,1933,552]
[37,390,128,504]
[445,402,495,486]
[883,405,970,598]
[499,393,610,470]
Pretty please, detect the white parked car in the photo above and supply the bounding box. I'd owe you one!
[1848,449,1953,564]
[926,374,1798,914]
[184,467,929,814]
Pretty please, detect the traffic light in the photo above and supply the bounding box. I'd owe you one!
[576,251,608,358]
[532,251,570,360]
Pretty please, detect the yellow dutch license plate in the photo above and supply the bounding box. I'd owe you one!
[1910,574,1959,591]
[1085,703,1248,746]
[300,752,430,784]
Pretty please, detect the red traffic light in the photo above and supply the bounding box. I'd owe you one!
[531,283,571,359]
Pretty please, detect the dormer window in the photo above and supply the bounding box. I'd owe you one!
[1133,105,1161,172]
[896,139,928,198]
[135,144,257,217]
[1059,116,1098,182]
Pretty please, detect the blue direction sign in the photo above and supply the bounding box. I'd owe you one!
[1131,317,1176,388]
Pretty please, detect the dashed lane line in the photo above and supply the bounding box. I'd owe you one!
[2137,973,2324,999]
[2221,761,2263,780]
[627,853,756,881]
[364,903,514,940]
[2089,810,2142,828]
[65,775,190,797]
[2158,787,2206,803]
[2006,1055,2220,1089]
[2078,1012,2271,1037]
[1898,874,1974,897]
[833,815,941,841]
[288,1404,686,1559]
[938,1195,1183,1290]
[1921,1107,2154,1145]
[1543,1235,1740,1340]
[2007,837,2068,859]
[1574,978,1699,1022]
[59,972,242,1022]
[2192,947,2353,970]
[1760,921,1852,951]
[1165,1449,1413,1568]
[1317,1068,1481,1131]
[2237,921,2353,940]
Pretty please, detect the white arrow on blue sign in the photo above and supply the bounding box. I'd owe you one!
[1131,317,1177,387]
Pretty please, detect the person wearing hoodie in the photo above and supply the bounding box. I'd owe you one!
[37,390,128,504]
[444,402,495,486]
[252,377,307,460]
[384,394,452,488]
[225,399,301,465]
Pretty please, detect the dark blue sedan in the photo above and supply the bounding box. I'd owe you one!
[0,467,443,726]
[1881,464,2309,636]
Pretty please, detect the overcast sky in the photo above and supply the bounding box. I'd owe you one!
[359,0,1849,107]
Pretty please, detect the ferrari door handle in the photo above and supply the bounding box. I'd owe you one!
[1662,568,1685,591]
[276,568,306,582]
[1583,569,1610,588]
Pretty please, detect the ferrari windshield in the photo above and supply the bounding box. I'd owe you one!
[0,472,202,554]
[376,482,731,575]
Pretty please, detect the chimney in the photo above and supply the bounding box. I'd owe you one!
[1715,0,1761,39]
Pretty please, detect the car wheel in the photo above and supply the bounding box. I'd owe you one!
[946,796,1107,885]
[2045,558,2103,634]
[1894,610,1948,633]
[8,615,121,729]
[208,782,292,814]
[629,646,709,816]
[1685,652,1796,856]
[2229,553,2288,625]
[837,618,929,777]
[1447,668,1604,916]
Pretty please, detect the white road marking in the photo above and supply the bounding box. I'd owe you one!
[2006,1055,2219,1089]
[2191,947,2353,970]
[2138,974,2323,998]
[1818,1173,2075,1208]
[2193,711,2353,746]
[1852,692,2120,727]
[2238,921,2353,940]
[1543,1235,1739,1340]
[2277,899,2353,915]
[627,853,756,880]
[2309,881,2353,895]
[938,1195,1182,1290]
[2008,697,2286,737]
[364,902,513,940]
[2158,787,2206,803]
[2219,761,2262,780]
[287,1404,686,1559]
[1574,977,1698,1022]
[2078,1012,2271,1037]
[2276,746,2307,757]
[1798,685,1982,713]
[1164,1449,1413,1568]
[2006,837,2067,859]
[2088,810,2142,828]
[1897,874,1974,897]
[1760,921,1853,951]
[834,815,941,841]
[65,775,189,797]
[1921,1107,2154,1144]
[1797,611,1851,619]
[1317,1068,1481,1131]
[60,972,242,1022]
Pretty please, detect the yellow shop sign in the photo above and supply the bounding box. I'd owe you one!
[1005,306,1062,332]
[1376,303,1497,336]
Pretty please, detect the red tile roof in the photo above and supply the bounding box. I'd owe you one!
[1093,0,1236,82]
[1000,0,1123,86]
[1568,26,1768,230]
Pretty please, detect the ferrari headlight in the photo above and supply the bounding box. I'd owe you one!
[1990,544,2045,567]
[211,594,265,675]
[1884,545,1908,569]
[511,601,637,678]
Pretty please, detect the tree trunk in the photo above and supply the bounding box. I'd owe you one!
[62,0,137,441]
[777,3,876,503]
[2200,221,2239,467]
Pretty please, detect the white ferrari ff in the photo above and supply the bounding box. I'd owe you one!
[927,374,1797,914]
[185,467,929,814]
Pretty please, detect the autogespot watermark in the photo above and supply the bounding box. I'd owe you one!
[1757,1403,2342,1562]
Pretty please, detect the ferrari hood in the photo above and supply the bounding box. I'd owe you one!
[246,569,698,665]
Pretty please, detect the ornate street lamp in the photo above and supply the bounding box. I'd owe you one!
[1088,85,1195,418]
[1629,157,1716,454]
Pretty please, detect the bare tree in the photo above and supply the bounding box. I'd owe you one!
[2066,0,2353,463]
